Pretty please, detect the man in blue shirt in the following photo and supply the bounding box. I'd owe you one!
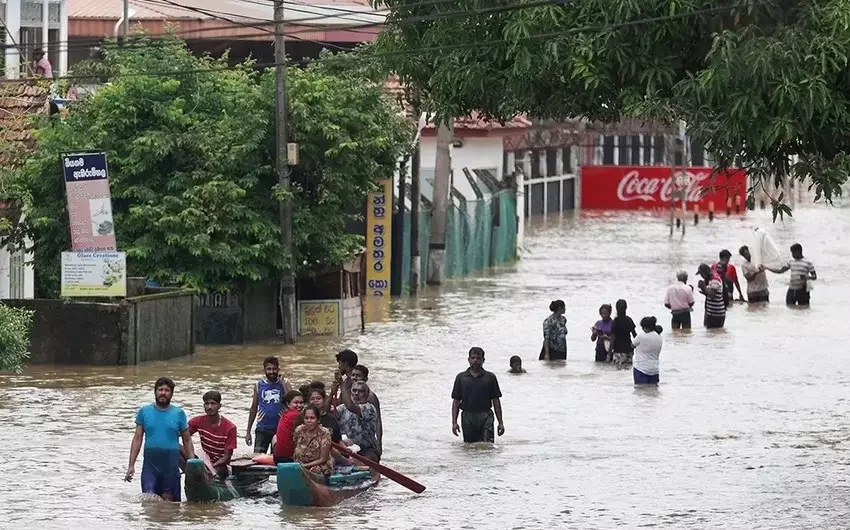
[124,377,195,501]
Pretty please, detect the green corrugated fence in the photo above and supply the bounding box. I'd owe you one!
[400,190,517,292]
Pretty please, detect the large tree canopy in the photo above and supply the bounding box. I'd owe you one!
[13,36,411,296]
[374,0,850,207]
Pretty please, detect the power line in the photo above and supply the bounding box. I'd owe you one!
[52,0,562,54]
[3,2,769,83]
[135,0,353,51]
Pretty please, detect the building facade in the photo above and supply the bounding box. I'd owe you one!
[3,0,69,78]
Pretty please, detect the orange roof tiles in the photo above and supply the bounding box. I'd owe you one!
[0,82,50,168]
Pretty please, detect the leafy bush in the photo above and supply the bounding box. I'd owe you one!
[11,35,412,296]
[0,303,34,373]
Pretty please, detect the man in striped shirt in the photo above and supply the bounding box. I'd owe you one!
[768,243,817,306]
[697,263,726,328]
[187,391,237,480]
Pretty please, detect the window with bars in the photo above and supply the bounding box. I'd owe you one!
[546,147,558,176]
[530,149,541,179]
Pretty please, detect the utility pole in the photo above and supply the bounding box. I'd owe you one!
[409,143,421,293]
[666,133,675,238]
[427,122,452,285]
[390,158,406,296]
[122,0,129,43]
[274,0,297,343]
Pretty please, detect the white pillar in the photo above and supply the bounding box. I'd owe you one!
[0,246,9,298]
[515,171,525,251]
[505,150,515,180]
[59,0,68,75]
[5,0,22,79]
[42,0,50,52]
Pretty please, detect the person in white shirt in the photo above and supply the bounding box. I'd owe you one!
[739,245,769,302]
[632,316,663,385]
[663,271,695,329]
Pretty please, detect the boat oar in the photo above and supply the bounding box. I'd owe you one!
[332,442,426,494]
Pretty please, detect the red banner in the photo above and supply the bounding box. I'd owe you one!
[581,166,747,210]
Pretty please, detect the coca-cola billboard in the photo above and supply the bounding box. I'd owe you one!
[581,166,747,210]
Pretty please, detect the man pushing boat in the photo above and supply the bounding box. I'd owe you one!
[124,377,195,501]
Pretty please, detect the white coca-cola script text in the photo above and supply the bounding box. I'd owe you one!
[616,170,710,203]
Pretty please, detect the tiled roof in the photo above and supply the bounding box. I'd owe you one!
[384,76,531,132]
[68,0,381,22]
[69,0,199,19]
[0,83,49,168]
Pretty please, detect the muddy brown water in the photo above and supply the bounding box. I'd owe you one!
[2,205,850,529]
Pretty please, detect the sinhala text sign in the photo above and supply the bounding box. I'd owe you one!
[62,152,117,251]
[61,251,127,297]
[365,179,393,296]
[297,300,342,336]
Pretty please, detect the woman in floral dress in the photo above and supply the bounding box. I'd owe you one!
[540,299,568,360]
[293,405,333,475]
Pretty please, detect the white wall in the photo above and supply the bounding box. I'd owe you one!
[420,136,504,201]
[0,246,9,298]
[0,226,35,299]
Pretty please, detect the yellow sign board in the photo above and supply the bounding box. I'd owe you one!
[61,251,127,297]
[298,300,342,336]
[365,179,393,296]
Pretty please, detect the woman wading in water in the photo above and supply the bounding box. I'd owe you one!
[540,300,567,360]
[632,316,663,385]
[591,303,614,362]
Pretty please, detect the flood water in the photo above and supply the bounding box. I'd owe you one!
[3,204,850,529]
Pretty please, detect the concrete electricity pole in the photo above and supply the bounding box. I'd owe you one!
[274,0,297,343]
[427,122,452,285]
[123,0,129,40]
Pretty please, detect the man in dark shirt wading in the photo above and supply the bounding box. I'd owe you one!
[451,347,505,443]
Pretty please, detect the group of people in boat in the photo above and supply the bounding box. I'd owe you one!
[532,242,817,386]
[124,349,382,501]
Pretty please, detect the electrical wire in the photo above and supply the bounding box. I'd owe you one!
[134,0,354,52]
[3,1,772,83]
[43,0,565,54]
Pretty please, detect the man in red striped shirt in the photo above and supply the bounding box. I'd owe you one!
[187,391,237,480]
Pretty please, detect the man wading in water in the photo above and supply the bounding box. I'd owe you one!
[246,356,292,453]
[739,246,770,303]
[697,263,726,328]
[125,377,195,501]
[451,347,504,443]
[664,271,694,329]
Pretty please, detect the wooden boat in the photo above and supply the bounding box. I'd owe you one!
[184,457,274,503]
[276,462,380,507]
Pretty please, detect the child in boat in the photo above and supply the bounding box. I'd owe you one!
[508,356,526,374]
[293,405,334,475]
[273,390,304,464]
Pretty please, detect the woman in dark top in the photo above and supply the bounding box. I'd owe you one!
[296,387,342,443]
[590,303,614,363]
[611,299,637,366]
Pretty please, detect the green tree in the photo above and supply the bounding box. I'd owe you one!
[13,36,411,297]
[374,0,850,210]
[0,303,34,373]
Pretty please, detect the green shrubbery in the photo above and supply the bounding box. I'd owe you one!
[0,303,34,373]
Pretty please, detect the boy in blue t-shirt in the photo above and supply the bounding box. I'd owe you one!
[124,377,195,501]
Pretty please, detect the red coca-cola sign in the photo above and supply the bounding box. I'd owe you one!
[581,166,747,210]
